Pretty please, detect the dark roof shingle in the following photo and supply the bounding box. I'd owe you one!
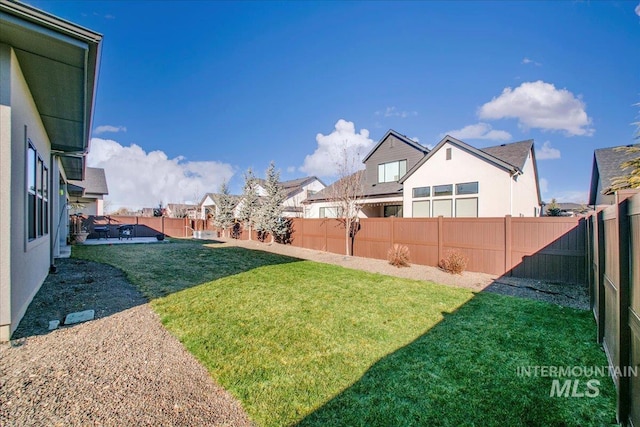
[68,167,108,195]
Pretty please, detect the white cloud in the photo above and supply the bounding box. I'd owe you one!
[442,122,512,141]
[539,178,549,195]
[546,190,589,204]
[478,80,594,136]
[94,125,127,134]
[536,141,561,160]
[636,2,640,16]
[286,166,296,173]
[375,106,418,118]
[87,138,234,210]
[299,119,375,177]
[522,57,542,66]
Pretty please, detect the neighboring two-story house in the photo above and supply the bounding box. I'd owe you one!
[401,135,541,218]
[304,131,542,219]
[304,130,429,218]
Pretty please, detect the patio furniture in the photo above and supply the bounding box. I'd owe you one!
[94,225,109,239]
[117,224,134,240]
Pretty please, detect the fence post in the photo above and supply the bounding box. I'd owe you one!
[585,215,596,312]
[300,218,304,247]
[390,216,395,247]
[505,215,512,276]
[596,210,605,343]
[616,199,631,425]
[437,216,443,262]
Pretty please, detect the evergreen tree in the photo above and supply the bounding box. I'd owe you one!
[238,168,260,240]
[213,182,235,237]
[546,198,562,217]
[255,162,287,243]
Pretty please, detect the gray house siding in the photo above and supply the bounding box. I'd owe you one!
[364,134,426,185]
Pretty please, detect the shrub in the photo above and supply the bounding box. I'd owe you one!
[387,244,411,268]
[439,250,468,274]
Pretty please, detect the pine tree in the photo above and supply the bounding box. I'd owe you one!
[238,168,260,240]
[546,198,562,216]
[213,182,235,238]
[255,162,287,243]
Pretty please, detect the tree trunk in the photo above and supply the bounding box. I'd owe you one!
[345,219,351,256]
[248,224,252,240]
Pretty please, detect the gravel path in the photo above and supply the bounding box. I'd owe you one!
[1,239,588,426]
[0,259,252,427]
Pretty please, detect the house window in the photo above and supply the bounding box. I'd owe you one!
[455,198,478,218]
[446,148,452,160]
[384,205,403,217]
[456,182,478,195]
[433,199,452,217]
[319,206,341,218]
[27,145,36,240]
[412,186,430,198]
[26,141,48,240]
[378,160,407,183]
[433,184,453,197]
[413,200,431,217]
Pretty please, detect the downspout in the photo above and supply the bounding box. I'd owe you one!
[510,170,522,216]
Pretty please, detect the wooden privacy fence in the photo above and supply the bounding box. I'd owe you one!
[588,191,640,426]
[282,215,587,283]
[82,215,209,239]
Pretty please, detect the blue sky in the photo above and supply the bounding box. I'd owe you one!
[27,0,640,210]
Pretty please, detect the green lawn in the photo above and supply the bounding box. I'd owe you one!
[73,240,617,426]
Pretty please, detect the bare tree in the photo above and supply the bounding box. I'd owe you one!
[328,147,365,256]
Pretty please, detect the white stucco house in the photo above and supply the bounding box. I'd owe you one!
[304,132,541,219]
[277,176,326,217]
[67,167,109,216]
[0,0,102,340]
[199,176,325,220]
[400,135,542,218]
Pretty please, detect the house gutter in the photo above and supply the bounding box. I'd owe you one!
[510,169,522,216]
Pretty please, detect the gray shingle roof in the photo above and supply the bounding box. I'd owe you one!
[304,171,403,203]
[589,143,640,203]
[68,167,108,195]
[480,140,534,171]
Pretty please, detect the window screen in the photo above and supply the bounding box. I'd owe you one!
[433,199,452,217]
[413,200,431,217]
[455,198,478,218]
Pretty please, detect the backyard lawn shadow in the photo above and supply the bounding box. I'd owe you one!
[295,293,617,427]
[12,241,302,340]
[72,240,304,301]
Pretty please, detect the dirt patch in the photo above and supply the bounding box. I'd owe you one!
[1,258,252,427]
[12,258,147,339]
